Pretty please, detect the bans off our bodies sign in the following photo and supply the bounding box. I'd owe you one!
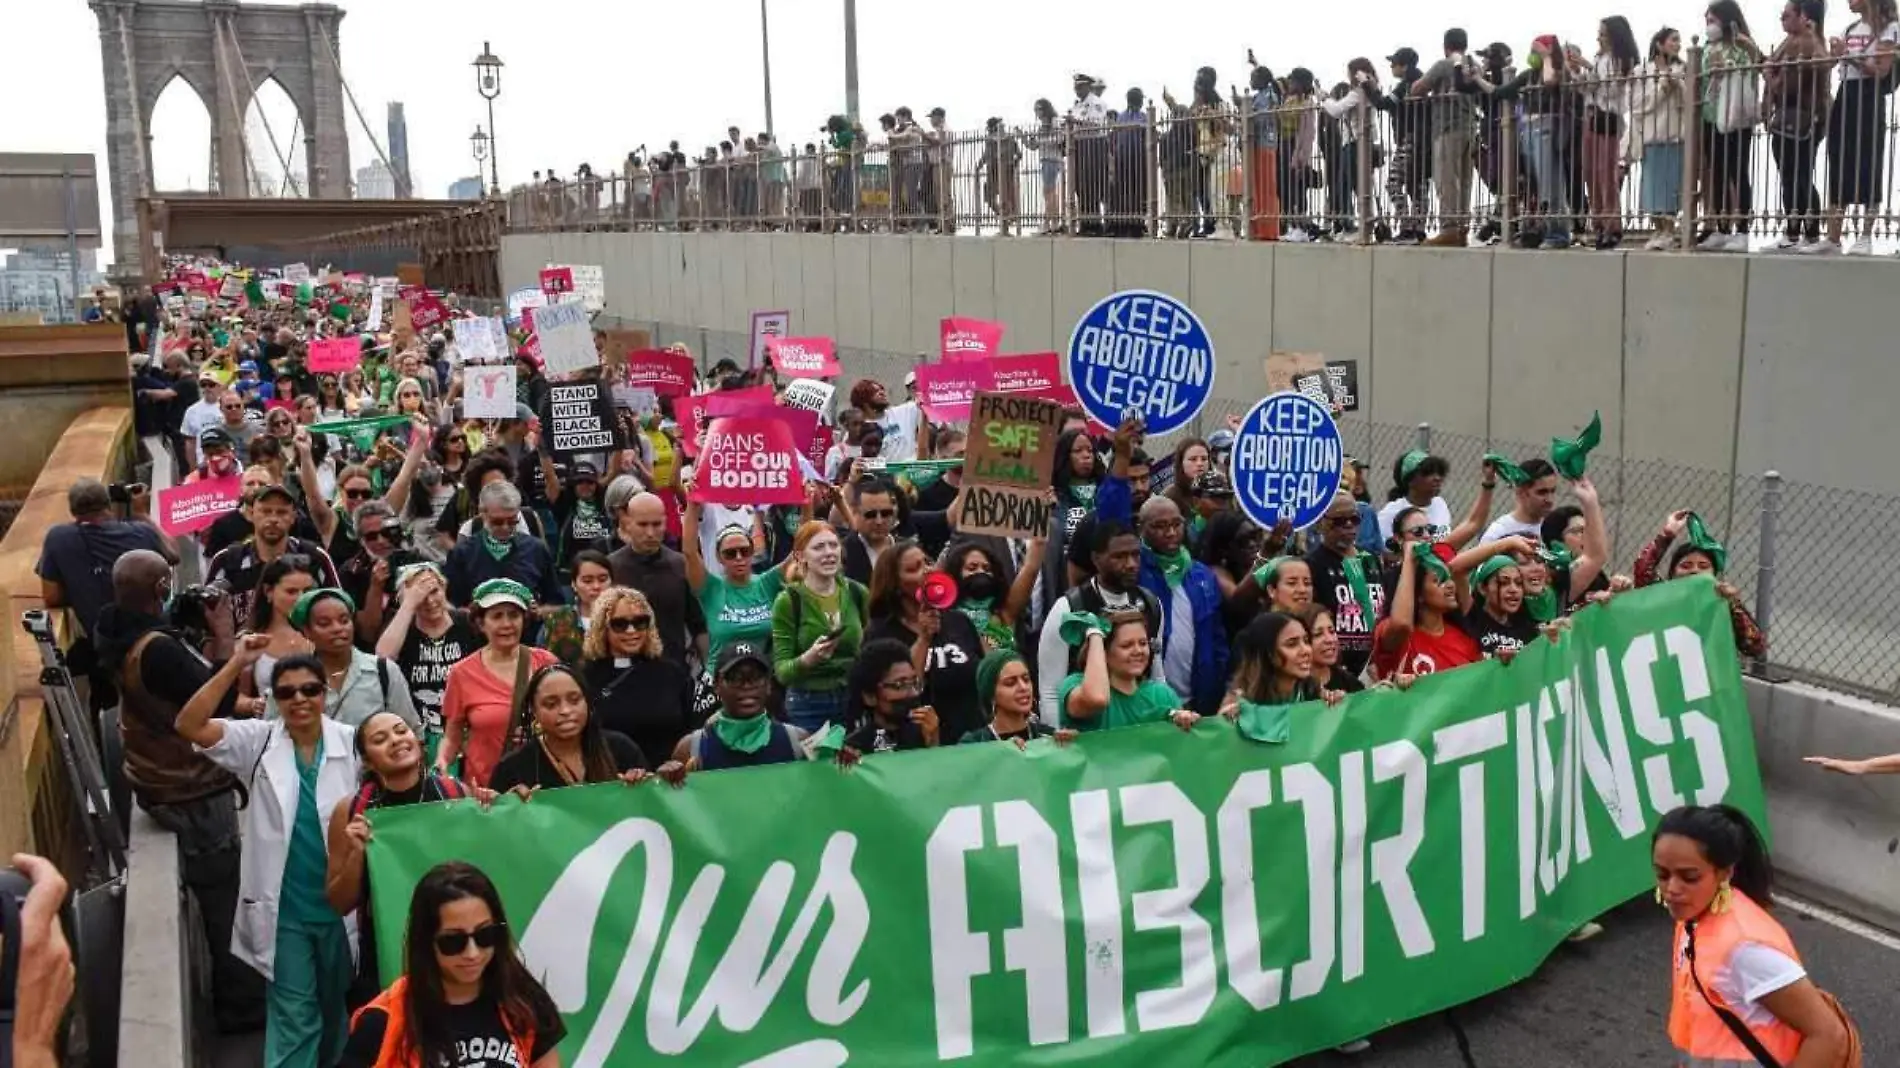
[367,580,1763,1068]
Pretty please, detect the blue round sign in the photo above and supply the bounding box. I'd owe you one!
[1230,391,1345,531]
[1065,289,1215,436]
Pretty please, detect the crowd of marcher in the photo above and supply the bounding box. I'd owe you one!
[42,252,1896,1067]
[523,1,1899,253]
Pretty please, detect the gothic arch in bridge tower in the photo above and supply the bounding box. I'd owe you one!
[90,0,352,276]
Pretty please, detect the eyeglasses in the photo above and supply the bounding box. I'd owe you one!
[880,676,924,694]
[433,923,508,955]
[361,527,395,544]
[719,546,751,561]
[861,509,896,521]
[343,488,373,501]
[485,515,519,530]
[608,615,653,633]
[1326,514,1362,528]
[272,682,325,701]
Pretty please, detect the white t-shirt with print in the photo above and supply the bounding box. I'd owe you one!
[1377,497,1455,543]
[1840,19,1900,79]
[1480,513,1543,547]
[873,402,924,463]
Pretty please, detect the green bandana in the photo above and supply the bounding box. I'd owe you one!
[1251,557,1285,588]
[1340,553,1375,627]
[956,597,1014,650]
[877,459,962,491]
[1410,542,1451,582]
[1536,542,1575,571]
[295,281,314,306]
[1684,513,1728,575]
[288,587,355,629]
[1398,449,1430,485]
[1152,545,1193,588]
[1469,554,1515,595]
[1550,411,1602,481]
[1236,696,1294,744]
[1483,453,1532,486]
[245,279,266,306]
[1525,585,1560,623]
[806,722,847,759]
[328,301,353,323]
[710,711,773,754]
[308,413,412,453]
[1058,610,1111,648]
[480,527,514,561]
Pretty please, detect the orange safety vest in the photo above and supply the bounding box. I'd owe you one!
[351,976,537,1068]
[1667,889,1805,1066]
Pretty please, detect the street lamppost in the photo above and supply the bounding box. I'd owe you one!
[473,41,503,195]
[470,126,490,198]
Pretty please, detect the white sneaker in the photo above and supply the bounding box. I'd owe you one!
[1797,238,1840,255]
[1335,1039,1372,1054]
[1725,233,1751,252]
[1566,920,1606,943]
[1283,229,1313,243]
[1847,237,1874,256]
[1695,231,1729,251]
[1644,233,1673,250]
[1770,236,1800,253]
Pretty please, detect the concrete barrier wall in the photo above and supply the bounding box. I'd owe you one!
[501,233,1900,500]
[119,810,194,1068]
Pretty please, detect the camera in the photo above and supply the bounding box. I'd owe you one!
[106,482,146,505]
[168,582,227,644]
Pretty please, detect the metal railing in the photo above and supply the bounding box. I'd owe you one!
[504,41,1900,253]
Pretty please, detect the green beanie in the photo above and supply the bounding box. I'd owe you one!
[976,648,1025,719]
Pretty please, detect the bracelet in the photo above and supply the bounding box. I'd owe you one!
[1480,482,1497,490]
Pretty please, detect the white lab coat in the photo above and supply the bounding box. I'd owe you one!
[197,716,360,981]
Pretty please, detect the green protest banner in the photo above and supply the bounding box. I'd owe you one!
[367,580,1762,1067]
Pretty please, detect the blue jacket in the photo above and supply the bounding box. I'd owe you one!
[1099,474,1229,714]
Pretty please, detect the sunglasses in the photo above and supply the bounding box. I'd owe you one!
[272,682,325,701]
[609,615,654,633]
[861,508,896,520]
[344,488,373,501]
[361,527,396,543]
[719,546,751,561]
[1401,526,1431,539]
[1326,514,1362,527]
[433,923,507,956]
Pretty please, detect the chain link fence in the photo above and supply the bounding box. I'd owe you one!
[605,316,1897,702]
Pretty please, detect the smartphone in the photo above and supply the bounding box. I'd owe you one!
[824,625,846,643]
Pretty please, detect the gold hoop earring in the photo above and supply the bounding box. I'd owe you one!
[1654,885,1664,906]
[1713,881,1733,915]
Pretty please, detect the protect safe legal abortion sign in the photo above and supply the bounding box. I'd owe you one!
[1065,289,1215,436]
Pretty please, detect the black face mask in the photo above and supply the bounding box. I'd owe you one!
[957,572,999,602]
[888,695,927,723]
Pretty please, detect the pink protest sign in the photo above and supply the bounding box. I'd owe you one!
[805,424,836,477]
[674,395,710,457]
[307,337,360,373]
[691,415,809,506]
[624,350,697,396]
[540,267,575,297]
[915,361,993,422]
[406,295,448,331]
[157,476,244,536]
[940,316,1005,361]
[764,336,840,379]
[705,386,779,415]
[987,352,1062,395]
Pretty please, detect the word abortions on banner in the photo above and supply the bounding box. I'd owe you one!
[457,316,506,364]
[691,415,807,505]
[307,337,360,374]
[540,266,575,297]
[960,392,1062,538]
[546,382,617,456]
[940,316,1004,361]
[915,361,988,422]
[623,350,696,396]
[765,336,839,379]
[1067,289,1215,435]
[534,301,599,378]
[749,310,790,370]
[157,476,244,536]
[463,365,517,419]
[368,580,1762,1068]
[779,378,835,417]
[1231,390,1344,530]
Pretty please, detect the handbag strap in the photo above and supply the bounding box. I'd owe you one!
[1685,922,1785,1068]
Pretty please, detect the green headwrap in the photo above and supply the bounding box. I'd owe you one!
[1536,542,1575,571]
[1469,554,1516,594]
[710,710,773,753]
[1251,557,1285,588]
[1410,541,1451,582]
[1683,513,1728,575]
[1236,697,1294,744]
[1483,453,1532,487]
[1549,411,1602,481]
[1058,611,1112,648]
[328,301,353,323]
[289,587,356,630]
[975,649,1025,718]
[1398,449,1430,485]
[1152,545,1193,589]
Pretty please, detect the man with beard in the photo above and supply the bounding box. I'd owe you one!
[204,482,339,633]
[1112,495,1227,715]
[1035,519,1162,722]
[847,377,927,463]
[1305,490,1387,678]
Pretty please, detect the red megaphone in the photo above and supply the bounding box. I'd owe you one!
[919,571,960,611]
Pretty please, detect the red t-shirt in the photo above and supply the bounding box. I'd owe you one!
[1371,619,1482,681]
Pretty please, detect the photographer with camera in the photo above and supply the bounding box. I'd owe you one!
[3,854,76,1068]
[91,549,267,1034]
[37,478,177,707]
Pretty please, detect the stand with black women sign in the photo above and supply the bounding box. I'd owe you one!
[546,382,618,458]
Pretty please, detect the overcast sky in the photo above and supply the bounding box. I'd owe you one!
[9,0,1701,268]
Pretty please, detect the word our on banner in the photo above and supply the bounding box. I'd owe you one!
[306,337,360,374]
[457,316,507,364]
[623,350,697,396]
[463,365,517,419]
[1265,352,1360,413]
[690,414,809,506]
[156,476,244,536]
[749,309,790,370]
[1066,289,1215,435]
[915,361,990,422]
[940,316,1005,361]
[765,336,840,379]
[540,266,575,297]
[535,300,600,378]
[779,378,835,417]
[546,382,617,456]
[366,580,1764,1068]
[961,391,1062,539]
[1231,391,1345,531]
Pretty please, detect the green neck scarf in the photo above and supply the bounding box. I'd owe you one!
[480,527,514,561]
[1525,585,1560,623]
[1152,544,1193,588]
[1550,411,1603,481]
[1339,552,1375,625]
[1236,696,1295,744]
[711,710,773,754]
[1482,453,1532,487]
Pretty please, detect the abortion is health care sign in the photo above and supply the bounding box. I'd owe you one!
[1066,289,1215,436]
[1230,390,1345,531]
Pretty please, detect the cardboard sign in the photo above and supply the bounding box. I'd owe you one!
[540,267,575,298]
[365,286,384,331]
[749,310,791,370]
[157,476,243,536]
[392,301,416,348]
[534,301,598,378]
[596,328,652,377]
[1230,391,1344,531]
[624,350,697,396]
[940,316,1005,361]
[779,378,836,418]
[1264,352,1358,413]
[691,415,808,506]
[546,382,618,456]
[1066,289,1215,435]
[463,365,517,419]
[960,392,1063,538]
[457,316,507,364]
[547,264,605,313]
[219,276,244,300]
[987,352,1062,396]
[308,337,360,374]
[915,362,990,422]
[282,263,311,284]
[764,336,839,379]
[396,263,424,286]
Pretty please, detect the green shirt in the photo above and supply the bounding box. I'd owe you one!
[1056,674,1181,731]
[278,736,334,926]
[770,579,868,694]
[703,568,786,666]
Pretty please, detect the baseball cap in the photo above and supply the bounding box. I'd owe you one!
[471,578,533,612]
[716,640,771,678]
[252,483,297,507]
[1207,428,1236,452]
[569,460,601,482]
[199,427,235,450]
[197,369,222,385]
[1192,470,1235,498]
[1388,47,1420,66]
